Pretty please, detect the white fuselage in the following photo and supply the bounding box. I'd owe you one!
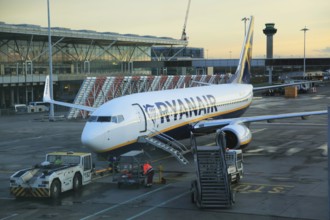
[81,83,253,153]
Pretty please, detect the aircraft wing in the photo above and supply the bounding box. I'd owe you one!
[253,81,321,91]
[43,76,96,112]
[46,99,96,112]
[193,110,327,131]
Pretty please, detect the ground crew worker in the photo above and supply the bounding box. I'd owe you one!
[143,161,154,187]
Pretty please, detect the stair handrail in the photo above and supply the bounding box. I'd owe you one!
[190,132,202,205]
[148,129,189,153]
[216,130,233,204]
[138,134,189,165]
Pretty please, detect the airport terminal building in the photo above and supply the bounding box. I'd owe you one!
[0,22,188,108]
[0,22,329,110]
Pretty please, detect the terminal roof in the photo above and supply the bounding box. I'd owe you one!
[0,22,188,47]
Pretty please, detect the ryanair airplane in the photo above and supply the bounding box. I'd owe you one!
[43,16,326,158]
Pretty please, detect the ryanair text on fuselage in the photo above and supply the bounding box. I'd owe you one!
[143,94,217,124]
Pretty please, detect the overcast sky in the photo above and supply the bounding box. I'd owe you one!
[1,0,329,58]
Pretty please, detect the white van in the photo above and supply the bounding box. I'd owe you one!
[13,104,28,113]
[28,102,49,113]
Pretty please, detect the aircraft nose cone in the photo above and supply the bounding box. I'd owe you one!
[81,124,103,152]
[81,131,93,148]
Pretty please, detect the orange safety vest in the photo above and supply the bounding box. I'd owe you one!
[143,163,153,175]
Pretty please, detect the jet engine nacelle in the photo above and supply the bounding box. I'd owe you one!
[216,124,252,149]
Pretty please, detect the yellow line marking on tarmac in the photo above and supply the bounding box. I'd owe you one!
[239,182,294,188]
[233,182,294,194]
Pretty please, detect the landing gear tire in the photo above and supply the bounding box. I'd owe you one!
[50,179,61,199]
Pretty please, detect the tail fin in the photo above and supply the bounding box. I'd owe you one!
[230,16,254,84]
[43,75,52,103]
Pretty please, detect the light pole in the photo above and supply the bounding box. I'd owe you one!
[242,17,250,36]
[301,26,309,75]
[47,0,55,121]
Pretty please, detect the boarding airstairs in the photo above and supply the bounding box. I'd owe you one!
[121,76,132,95]
[138,131,190,165]
[176,76,186,88]
[208,75,216,84]
[163,75,174,90]
[67,77,96,119]
[149,76,161,91]
[190,132,233,208]
[93,77,114,108]
[67,75,227,118]
[137,76,149,93]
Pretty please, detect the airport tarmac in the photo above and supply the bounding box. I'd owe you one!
[0,84,329,220]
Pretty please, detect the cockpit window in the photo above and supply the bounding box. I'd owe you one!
[117,115,124,123]
[87,115,124,123]
[111,116,118,123]
[88,116,98,122]
[97,116,111,122]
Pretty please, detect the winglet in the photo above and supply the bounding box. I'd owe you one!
[43,75,52,103]
[230,16,254,84]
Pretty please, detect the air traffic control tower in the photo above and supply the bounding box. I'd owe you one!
[263,23,277,58]
[263,23,277,83]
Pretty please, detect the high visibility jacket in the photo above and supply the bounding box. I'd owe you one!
[143,163,153,175]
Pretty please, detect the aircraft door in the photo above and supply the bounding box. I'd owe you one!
[82,155,92,184]
[132,103,148,133]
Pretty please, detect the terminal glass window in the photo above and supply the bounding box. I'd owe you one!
[0,38,152,75]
